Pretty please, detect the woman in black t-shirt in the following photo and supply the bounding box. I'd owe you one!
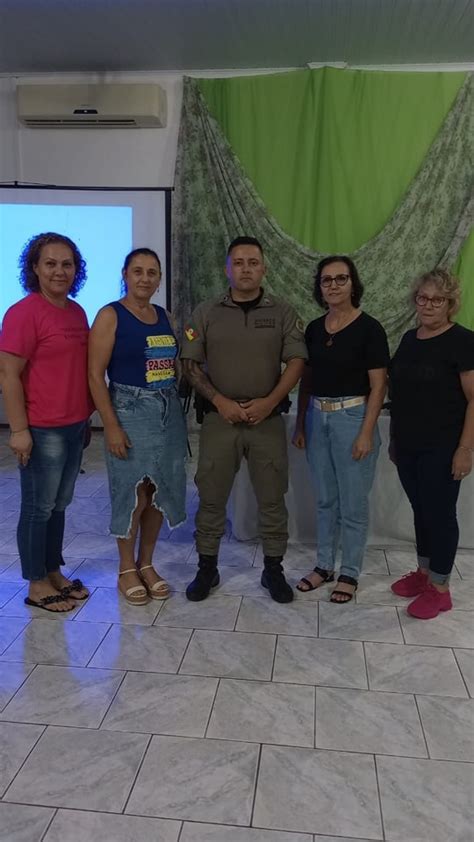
[293,256,389,602]
[389,269,474,619]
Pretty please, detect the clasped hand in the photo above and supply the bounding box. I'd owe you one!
[214,395,274,425]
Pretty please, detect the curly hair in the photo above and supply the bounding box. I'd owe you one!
[412,268,461,318]
[313,255,364,310]
[19,232,87,297]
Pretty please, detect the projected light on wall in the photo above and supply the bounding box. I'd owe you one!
[0,203,131,324]
[0,188,169,326]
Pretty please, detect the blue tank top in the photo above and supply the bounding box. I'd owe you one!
[107,302,178,390]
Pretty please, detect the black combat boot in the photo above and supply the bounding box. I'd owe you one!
[186,554,220,602]
[261,555,294,603]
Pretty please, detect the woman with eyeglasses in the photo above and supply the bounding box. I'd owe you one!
[388,270,474,619]
[293,255,389,602]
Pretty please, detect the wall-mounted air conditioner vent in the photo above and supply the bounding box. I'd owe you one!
[17,83,167,129]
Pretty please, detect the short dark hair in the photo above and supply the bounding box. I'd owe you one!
[19,232,86,296]
[313,255,364,309]
[227,236,264,258]
[122,247,162,274]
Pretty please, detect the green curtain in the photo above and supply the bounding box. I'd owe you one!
[198,67,473,328]
[172,71,473,346]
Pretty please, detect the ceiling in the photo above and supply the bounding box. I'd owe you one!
[1,0,473,75]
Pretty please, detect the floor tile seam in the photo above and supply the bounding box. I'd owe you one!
[1,800,169,818]
[0,662,38,714]
[268,630,279,681]
[372,753,387,842]
[0,721,47,799]
[341,681,468,699]
[1,717,126,732]
[20,723,458,759]
[248,742,263,828]
[413,692,434,760]
[361,641,370,690]
[0,616,33,656]
[0,582,24,608]
[355,602,473,613]
[175,627,198,675]
[84,622,115,667]
[313,684,317,750]
[39,805,58,841]
[0,688,462,736]
[150,598,166,625]
[452,648,474,698]
[120,732,154,815]
[202,677,221,739]
[94,667,129,730]
[69,585,99,619]
[233,625,320,637]
[319,632,469,648]
[229,594,244,631]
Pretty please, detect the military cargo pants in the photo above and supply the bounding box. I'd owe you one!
[194,412,289,556]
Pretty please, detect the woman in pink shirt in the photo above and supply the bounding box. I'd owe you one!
[0,232,92,612]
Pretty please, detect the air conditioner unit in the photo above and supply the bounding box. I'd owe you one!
[17,83,167,128]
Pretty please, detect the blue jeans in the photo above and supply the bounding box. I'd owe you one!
[17,421,87,581]
[305,399,380,580]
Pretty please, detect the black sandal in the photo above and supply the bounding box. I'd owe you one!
[24,593,75,613]
[296,566,335,592]
[330,574,358,604]
[59,578,89,600]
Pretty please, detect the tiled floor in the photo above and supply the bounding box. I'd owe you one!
[0,428,473,842]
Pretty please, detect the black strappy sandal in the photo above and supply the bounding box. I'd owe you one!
[296,566,335,592]
[330,574,358,604]
[59,578,89,601]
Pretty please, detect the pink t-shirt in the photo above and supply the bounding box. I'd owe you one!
[0,293,94,427]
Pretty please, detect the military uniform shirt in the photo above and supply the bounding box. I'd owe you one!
[181,290,307,401]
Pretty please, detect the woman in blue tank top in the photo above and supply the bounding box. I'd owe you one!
[88,248,187,605]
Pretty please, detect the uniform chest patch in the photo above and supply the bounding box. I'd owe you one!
[254,318,276,329]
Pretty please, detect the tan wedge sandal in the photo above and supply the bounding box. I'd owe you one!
[118,568,149,605]
[138,564,170,600]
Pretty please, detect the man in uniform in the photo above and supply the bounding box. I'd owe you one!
[181,236,307,603]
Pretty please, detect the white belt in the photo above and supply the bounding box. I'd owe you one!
[313,396,367,412]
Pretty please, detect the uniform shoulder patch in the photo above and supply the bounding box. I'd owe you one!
[185,326,199,341]
[296,318,305,333]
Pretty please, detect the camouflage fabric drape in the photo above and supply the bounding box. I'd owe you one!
[172,73,473,349]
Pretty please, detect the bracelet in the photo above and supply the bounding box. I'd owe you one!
[10,428,29,435]
[458,445,474,453]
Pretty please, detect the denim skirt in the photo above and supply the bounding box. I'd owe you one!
[105,382,187,537]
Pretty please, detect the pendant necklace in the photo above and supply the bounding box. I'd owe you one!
[325,311,357,347]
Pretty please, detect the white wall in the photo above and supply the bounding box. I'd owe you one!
[0,78,19,182]
[3,63,472,188]
[1,72,184,187]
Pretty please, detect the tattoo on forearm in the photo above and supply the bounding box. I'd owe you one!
[183,360,218,402]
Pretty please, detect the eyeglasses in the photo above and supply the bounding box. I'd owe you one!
[320,274,350,288]
[415,294,446,308]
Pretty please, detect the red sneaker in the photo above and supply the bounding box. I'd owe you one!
[391,568,428,598]
[407,584,452,620]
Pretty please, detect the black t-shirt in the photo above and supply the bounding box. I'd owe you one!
[305,311,389,397]
[389,324,474,449]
